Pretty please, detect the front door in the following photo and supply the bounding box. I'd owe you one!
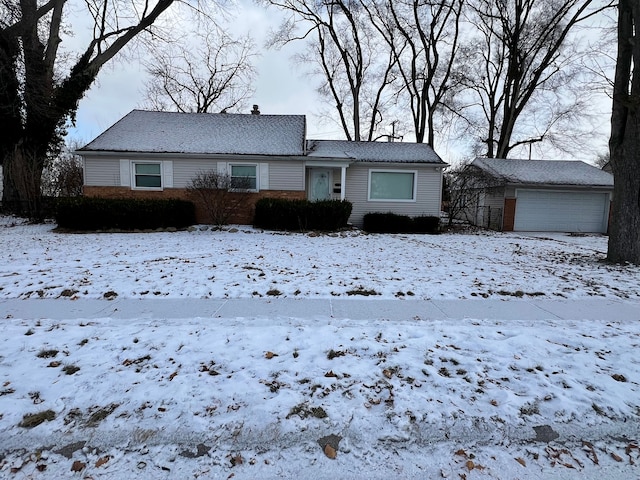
[309,169,331,201]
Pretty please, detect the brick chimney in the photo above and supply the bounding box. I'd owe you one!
[251,105,260,115]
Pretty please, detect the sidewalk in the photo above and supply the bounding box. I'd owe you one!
[2,296,639,321]
[2,296,640,479]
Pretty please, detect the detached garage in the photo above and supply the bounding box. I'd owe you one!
[469,158,614,233]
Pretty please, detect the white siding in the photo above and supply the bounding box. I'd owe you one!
[346,164,442,227]
[484,189,505,210]
[269,161,305,190]
[172,159,218,187]
[83,157,120,186]
[482,188,506,230]
[83,156,301,191]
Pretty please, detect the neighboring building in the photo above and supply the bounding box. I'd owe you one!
[77,109,446,226]
[455,158,614,233]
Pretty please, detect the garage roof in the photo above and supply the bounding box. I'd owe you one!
[472,158,613,187]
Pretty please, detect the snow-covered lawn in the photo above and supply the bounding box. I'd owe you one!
[1,217,639,479]
[1,218,638,301]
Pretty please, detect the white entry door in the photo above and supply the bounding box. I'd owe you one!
[310,169,331,201]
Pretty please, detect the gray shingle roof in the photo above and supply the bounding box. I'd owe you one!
[307,139,445,164]
[472,158,613,187]
[79,110,306,156]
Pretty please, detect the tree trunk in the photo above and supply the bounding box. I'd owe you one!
[607,0,640,264]
[608,162,640,263]
[2,144,45,220]
[2,159,20,211]
[1,0,175,221]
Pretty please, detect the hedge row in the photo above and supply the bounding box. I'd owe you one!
[363,212,440,234]
[253,198,352,231]
[56,197,196,231]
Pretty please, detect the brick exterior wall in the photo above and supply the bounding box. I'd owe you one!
[83,186,306,225]
[502,198,516,231]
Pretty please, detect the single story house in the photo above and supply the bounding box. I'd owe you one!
[457,157,614,233]
[77,109,446,226]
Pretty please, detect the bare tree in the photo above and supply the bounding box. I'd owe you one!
[363,0,463,145]
[187,170,252,227]
[0,0,178,220]
[265,0,396,141]
[444,162,502,228]
[41,139,84,197]
[144,27,257,113]
[593,150,610,169]
[607,0,640,264]
[456,0,614,159]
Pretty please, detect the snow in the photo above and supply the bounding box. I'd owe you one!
[472,158,614,186]
[307,140,444,164]
[1,216,639,479]
[79,110,307,156]
[2,221,637,301]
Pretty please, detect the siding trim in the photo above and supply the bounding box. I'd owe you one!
[119,159,130,187]
[163,160,173,188]
[259,163,269,190]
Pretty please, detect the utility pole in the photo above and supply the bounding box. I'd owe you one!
[390,121,397,142]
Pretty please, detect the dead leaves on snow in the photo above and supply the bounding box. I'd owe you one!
[611,452,624,462]
[324,444,337,459]
[544,445,592,470]
[454,449,485,474]
[318,434,341,460]
[582,441,599,465]
[229,453,243,466]
[625,443,640,465]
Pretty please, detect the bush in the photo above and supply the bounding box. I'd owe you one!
[254,198,307,231]
[309,200,353,230]
[55,197,196,231]
[412,215,441,233]
[187,170,252,226]
[363,212,440,234]
[253,198,352,231]
[363,212,412,233]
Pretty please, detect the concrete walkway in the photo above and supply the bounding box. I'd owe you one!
[2,297,639,479]
[2,297,639,321]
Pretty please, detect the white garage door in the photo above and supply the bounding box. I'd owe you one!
[514,189,609,233]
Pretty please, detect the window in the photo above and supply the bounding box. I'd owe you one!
[369,170,416,201]
[133,162,162,189]
[230,164,257,190]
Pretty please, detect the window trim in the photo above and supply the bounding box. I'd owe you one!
[229,163,259,191]
[131,161,163,190]
[368,169,417,202]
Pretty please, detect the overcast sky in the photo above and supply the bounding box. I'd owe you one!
[68,1,345,144]
[66,0,611,164]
